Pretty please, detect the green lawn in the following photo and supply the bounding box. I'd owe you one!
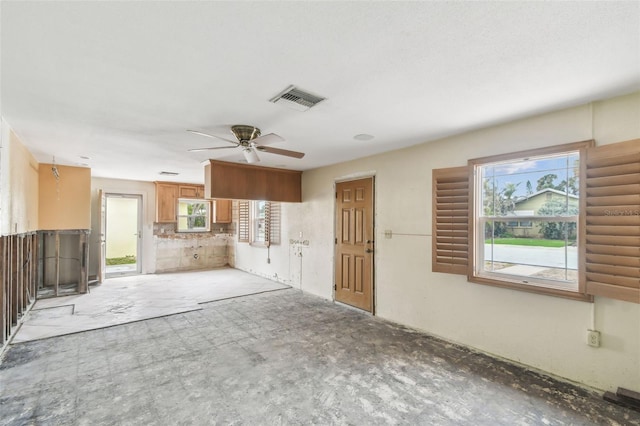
[106,255,136,265]
[485,238,568,248]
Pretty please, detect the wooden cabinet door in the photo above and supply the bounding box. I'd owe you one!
[156,183,178,222]
[178,185,199,199]
[214,199,232,223]
[178,184,205,198]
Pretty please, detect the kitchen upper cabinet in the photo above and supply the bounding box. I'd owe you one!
[156,182,231,226]
[213,199,232,223]
[156,182,179,222]
[178,184,204,199]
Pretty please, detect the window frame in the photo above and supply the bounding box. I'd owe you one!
[176,198,211,233]
[468,140,594,301]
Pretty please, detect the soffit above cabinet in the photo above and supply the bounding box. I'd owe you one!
[204,160,302,202]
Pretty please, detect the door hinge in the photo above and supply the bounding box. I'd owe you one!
[335,192,338,199]
[335,238,337,244]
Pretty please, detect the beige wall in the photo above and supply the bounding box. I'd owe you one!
[234,202,299,287]
[39,163,91,230]
[236,91,640,392]
[0,121,39,235]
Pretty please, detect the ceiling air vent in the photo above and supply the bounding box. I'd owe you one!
[269,85,325,112]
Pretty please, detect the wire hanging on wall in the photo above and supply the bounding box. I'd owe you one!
[52,156,61,200]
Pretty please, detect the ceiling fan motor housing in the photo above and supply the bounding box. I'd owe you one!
[231,125,261,142]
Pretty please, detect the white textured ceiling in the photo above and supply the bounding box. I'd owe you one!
[1,1,639,183]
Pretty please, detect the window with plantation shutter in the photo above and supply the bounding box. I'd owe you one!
[238,201,250,242]
[432,166,469,275]
[468,141,592,300]
[238,200,281,246]
[584,139,640,303]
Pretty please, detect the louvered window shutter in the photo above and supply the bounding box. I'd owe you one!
[267,202,281,246]
[432,166,470,275]
[238,201,250,243]
[584,139,640,303]
[264,202,271,246]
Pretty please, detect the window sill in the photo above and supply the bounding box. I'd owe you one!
[469,275,593,302]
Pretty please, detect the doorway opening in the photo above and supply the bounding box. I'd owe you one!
[334,177,375,313]
[104,194,142,277]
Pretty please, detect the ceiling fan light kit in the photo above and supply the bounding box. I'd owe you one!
[187,124,305,163]
[242,148,260,163]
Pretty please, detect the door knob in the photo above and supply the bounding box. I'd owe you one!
[366,248,374,253]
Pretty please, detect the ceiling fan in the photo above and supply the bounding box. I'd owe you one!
[187,125,305,164]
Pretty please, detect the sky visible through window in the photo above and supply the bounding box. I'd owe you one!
[482,152,580,204]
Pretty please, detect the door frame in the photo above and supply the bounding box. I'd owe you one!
[333,174,376,314]
[104,193,143,278]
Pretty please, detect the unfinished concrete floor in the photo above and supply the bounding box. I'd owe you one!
[2,289,638,425]
[15,268,288,342]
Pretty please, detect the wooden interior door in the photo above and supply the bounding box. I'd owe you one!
[335,178,374,312]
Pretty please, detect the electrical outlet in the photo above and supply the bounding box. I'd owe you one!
[587,329,601,347]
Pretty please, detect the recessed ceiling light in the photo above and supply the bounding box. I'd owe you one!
[354,134,374,141]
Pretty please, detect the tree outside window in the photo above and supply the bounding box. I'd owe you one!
[177,200,210,232]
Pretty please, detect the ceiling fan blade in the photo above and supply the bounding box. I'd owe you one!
[252,133,284,146]
[187,130,239,145]
[255,146,305,159]
[187,146,238,152]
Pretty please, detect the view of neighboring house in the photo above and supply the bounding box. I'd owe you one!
[507,188,579,238]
